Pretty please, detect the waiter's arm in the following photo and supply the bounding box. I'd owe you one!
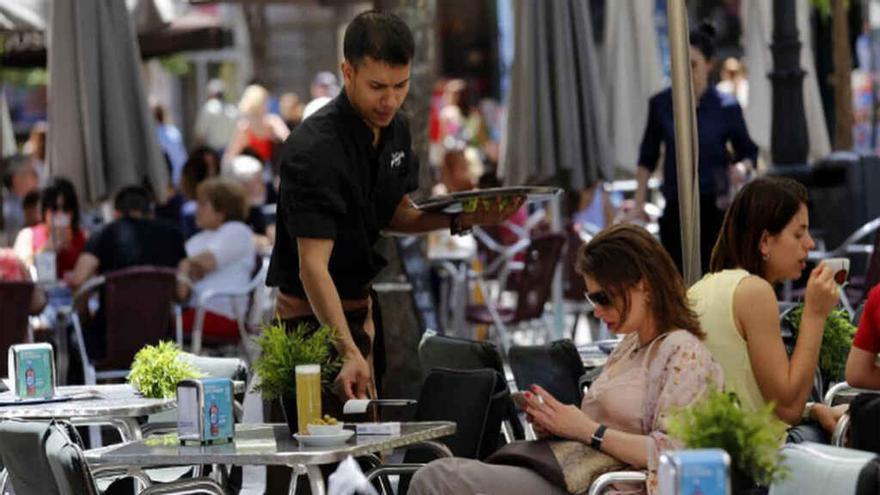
[297,237,372,399]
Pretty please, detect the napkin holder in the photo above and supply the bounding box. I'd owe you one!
[177,378,234,445]
[658,448,730,495]
[8,343,55,399]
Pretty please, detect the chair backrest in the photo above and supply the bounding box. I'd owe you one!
[413,367,505,459]
[508,340,585,406]
[100,266,177,370]
[563,225,588,301]
[0,281,34,377]
[513,233,566,322]
[418,332,524,442]
[768,442,876,495]
[0,420,97,495]
[418,332,505,376]
[396,236,442,334]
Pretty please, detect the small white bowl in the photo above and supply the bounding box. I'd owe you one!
[307,423,344,436]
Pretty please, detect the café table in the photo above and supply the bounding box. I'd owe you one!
[85,421,457,495]
[0,384,174,441]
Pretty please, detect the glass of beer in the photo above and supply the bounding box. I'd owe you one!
[295,364,322,433]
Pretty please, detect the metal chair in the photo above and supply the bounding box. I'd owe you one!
[767,442,875,495]
[508,339,586,407]
[70,266,182,386]
[466,233,566,352]
[188,254,268,361]
[0,281,35,377]
[0,419,223,495]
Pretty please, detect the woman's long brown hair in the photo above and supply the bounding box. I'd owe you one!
[577,224,704,339]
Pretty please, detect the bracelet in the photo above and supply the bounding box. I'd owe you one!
[802,402,816,420]
[449,212,472,236]
[590,424,607,451]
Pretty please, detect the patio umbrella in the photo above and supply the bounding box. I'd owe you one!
[742,0,830,162]
[47,0,167,204]
[500,0,611,190]
[0,0,44,32]
[667,0,701,285]
[602,0,665,174]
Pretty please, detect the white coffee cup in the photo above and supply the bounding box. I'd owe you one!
[823,257,850,285]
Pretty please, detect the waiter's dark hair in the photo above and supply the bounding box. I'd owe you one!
[689,21,717,60]
[710,176,808,277]
[343,10,414,67]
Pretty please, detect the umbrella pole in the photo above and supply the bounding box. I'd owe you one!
[667,0,702,285]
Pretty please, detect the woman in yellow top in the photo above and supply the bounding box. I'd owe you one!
[689,176,844,441]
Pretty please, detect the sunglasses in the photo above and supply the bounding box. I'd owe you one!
[584,289,611,308]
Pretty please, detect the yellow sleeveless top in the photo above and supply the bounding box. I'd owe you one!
[688,269,766,414]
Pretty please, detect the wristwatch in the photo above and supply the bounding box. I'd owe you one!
[449,212,472,236]
[590,424,608,451]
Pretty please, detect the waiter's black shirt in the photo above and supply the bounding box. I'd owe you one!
[267,91,419,299]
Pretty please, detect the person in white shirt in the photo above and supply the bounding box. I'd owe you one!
[194,79,239,155]
[178,177,256,343]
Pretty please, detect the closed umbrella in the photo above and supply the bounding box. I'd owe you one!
[602,0,665,174]
[47,0,167,204]
[667,0,701,285]
[500,0,611,189]
[742,0,830,162]
[0,0,44,32]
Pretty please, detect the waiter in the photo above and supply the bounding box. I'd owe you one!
[268,10,521,411]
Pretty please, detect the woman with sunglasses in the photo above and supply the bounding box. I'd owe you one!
[409,224,722,495]
[689,176,843,442]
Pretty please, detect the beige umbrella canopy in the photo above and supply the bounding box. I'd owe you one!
[667,0,701,285]
[47,0,168,204]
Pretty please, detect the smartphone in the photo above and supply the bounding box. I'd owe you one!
[511,391,543,409]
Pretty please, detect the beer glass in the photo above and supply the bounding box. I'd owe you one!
[295,364,322,433]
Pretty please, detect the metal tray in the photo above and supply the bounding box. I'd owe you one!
[412,186,562,214]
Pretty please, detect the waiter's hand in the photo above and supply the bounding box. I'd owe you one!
[460,194,526,228]
[337,350,372,400]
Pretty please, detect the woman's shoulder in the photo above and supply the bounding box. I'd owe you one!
[220,221,254,236]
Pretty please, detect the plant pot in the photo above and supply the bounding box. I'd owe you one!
[280,393,298,436]
[731,468,766,495]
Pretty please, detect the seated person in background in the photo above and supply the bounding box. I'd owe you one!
[2,155,40,245]
[66,185,188,290]
[846,285,880,388]
[65,185,188,361]
[224,154,273,250]
[179,147,221,239]
[0,248,46,313]
[14,177,87,280]
[410,225,723,495]
[689,177,844,443]
[431,144,482,196]
[178,177,256,342]
[22,190,41,228]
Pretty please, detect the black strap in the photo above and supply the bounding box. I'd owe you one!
[590,424,608,451]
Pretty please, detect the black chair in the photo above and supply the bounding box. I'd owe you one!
[419,332,525,441]
[392,367,506,494]
[508,339,586,406]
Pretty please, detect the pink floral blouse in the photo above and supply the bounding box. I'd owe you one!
[582,329,724,494]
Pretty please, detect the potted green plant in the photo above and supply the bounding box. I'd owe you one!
[252,320,341,435]
[667,388,789,493]
[127,341,203,399]
[784,304,856,384]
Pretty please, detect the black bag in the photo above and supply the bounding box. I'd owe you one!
[850,393,880,454]
[857,457,880,495]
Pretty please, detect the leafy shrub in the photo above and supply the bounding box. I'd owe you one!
[127,341,203,399]
[252,320,341,401]
[667,388,789,486]
[785,305,856,382]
